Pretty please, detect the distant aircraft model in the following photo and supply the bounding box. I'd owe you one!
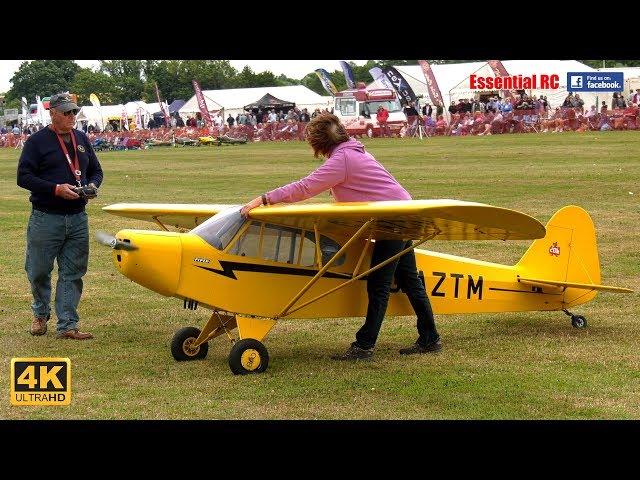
[216,134,247,146]
[98,200,632,375]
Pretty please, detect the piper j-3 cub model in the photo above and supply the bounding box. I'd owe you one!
[99,200,632,375]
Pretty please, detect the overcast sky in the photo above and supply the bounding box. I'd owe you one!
[0,60,370,94]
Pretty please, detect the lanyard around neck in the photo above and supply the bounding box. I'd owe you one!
[51,127,81,186]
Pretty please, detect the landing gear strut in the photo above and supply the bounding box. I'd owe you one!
[563,309,587,329]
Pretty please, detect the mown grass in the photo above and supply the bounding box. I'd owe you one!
[1,131,638,419]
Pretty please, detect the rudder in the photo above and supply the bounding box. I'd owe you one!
[516,206,600,306]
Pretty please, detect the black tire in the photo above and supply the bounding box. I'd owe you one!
[228,338,269,375]
[366,125,374,138]
[571,315,587,329]
[171,326,208,361]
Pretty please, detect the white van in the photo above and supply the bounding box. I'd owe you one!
[334,87,406,137]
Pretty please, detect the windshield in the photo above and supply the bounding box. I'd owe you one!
[366,100,402,113]
[335,97,357,116]
[191,206,245,250]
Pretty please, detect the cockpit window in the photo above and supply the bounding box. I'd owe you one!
[191,207,245,250]
[228,220,345,267]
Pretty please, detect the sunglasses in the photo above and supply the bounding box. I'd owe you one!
[62,109,79,116]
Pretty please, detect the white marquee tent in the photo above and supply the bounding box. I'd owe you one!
[597,67,640,97]
[76,104,125,129]
[370,60,614,115]
[76,101,168,129]
[180,85,332,119]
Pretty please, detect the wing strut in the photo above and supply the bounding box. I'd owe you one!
[276,219,375,319]
[276,227,435,319]
[152,216,169,231]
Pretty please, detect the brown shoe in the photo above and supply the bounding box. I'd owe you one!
[30,317,48,336]
[56,329,94,340]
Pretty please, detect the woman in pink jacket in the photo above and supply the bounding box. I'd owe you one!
[241,113,441,360]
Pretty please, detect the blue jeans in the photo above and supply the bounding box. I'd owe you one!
[25,209,89,333]
[355,240,439,349]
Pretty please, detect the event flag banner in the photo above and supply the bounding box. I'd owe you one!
[21,96,29,123]
[135,107,143,130]
[89,93,101,109]
[381,66,419,107]
[89,93,104,130]
[339,61,356,90]
[36,95,45,124]
[314,69,338,96]
[368,67,395,91]
[192,80,212,126]
[567,72,624,92]
[121,106,129,131]
[417,60,444,107]
[487,60,515,99]
[154,82,170,127]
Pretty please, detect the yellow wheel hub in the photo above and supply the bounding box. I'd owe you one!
[182,338,200,356]
[240,349,261,371]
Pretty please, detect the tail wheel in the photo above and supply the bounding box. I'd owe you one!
[571,315,587,329]
[228,338,269,375]
[171,326,209,361]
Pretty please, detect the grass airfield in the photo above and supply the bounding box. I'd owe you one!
[1,131,638,419]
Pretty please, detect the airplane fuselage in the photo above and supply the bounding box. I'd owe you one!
[112,229,574,320]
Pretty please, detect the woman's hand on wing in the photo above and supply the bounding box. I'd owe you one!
[240,196,263,218]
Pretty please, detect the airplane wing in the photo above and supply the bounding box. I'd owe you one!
[518,277,633,293]
[103,203,238,230]
[248,199,546,241]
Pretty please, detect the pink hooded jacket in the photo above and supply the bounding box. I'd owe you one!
[266,139,411,204]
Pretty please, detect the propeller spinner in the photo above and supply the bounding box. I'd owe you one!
[95,230,138,251]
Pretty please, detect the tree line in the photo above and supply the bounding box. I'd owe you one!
[1,60,462,109]
[3,59,638,110]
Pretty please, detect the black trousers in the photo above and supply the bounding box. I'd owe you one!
[355,240,438,349]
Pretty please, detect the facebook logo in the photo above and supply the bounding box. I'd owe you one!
[567,72,624,92]
[570,76,583,88]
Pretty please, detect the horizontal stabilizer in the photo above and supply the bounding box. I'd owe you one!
[518,276,633,293]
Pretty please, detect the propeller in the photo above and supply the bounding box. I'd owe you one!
[95,230,138,251]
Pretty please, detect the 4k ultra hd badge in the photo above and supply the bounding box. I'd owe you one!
[10,358,71,406]
[567,72,624,92]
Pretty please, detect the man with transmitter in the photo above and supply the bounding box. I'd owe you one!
[17,93,103,340]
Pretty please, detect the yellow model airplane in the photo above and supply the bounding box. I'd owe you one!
[99,200,632,375]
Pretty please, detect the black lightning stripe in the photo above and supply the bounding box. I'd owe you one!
[195,261,353,281]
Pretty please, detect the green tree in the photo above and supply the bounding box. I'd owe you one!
[6,60,80,103]
[274,74,299,87]
[99,60,145,103]
[70,68,119,105]
[142,60,181,103]
[143,60,240,102]
[233,66,259,88]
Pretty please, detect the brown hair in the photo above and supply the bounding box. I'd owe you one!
[304,113,349,158]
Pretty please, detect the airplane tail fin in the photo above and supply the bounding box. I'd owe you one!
[515,206,603,306]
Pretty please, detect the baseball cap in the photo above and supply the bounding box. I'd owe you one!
[49,93,79,113]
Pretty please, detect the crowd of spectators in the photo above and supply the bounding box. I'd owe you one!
[420,90,640,137]
[0,106,332,148]
[3,89,640,148]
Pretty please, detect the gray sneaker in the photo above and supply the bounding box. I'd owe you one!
[331,343,374,361]
[399,338,442,355]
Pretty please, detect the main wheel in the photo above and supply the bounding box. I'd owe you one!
[171,326,209,361]
[228,338,269,375]
[571,315,587,329]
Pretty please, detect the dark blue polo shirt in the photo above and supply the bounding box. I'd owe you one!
[17,127,104,214]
